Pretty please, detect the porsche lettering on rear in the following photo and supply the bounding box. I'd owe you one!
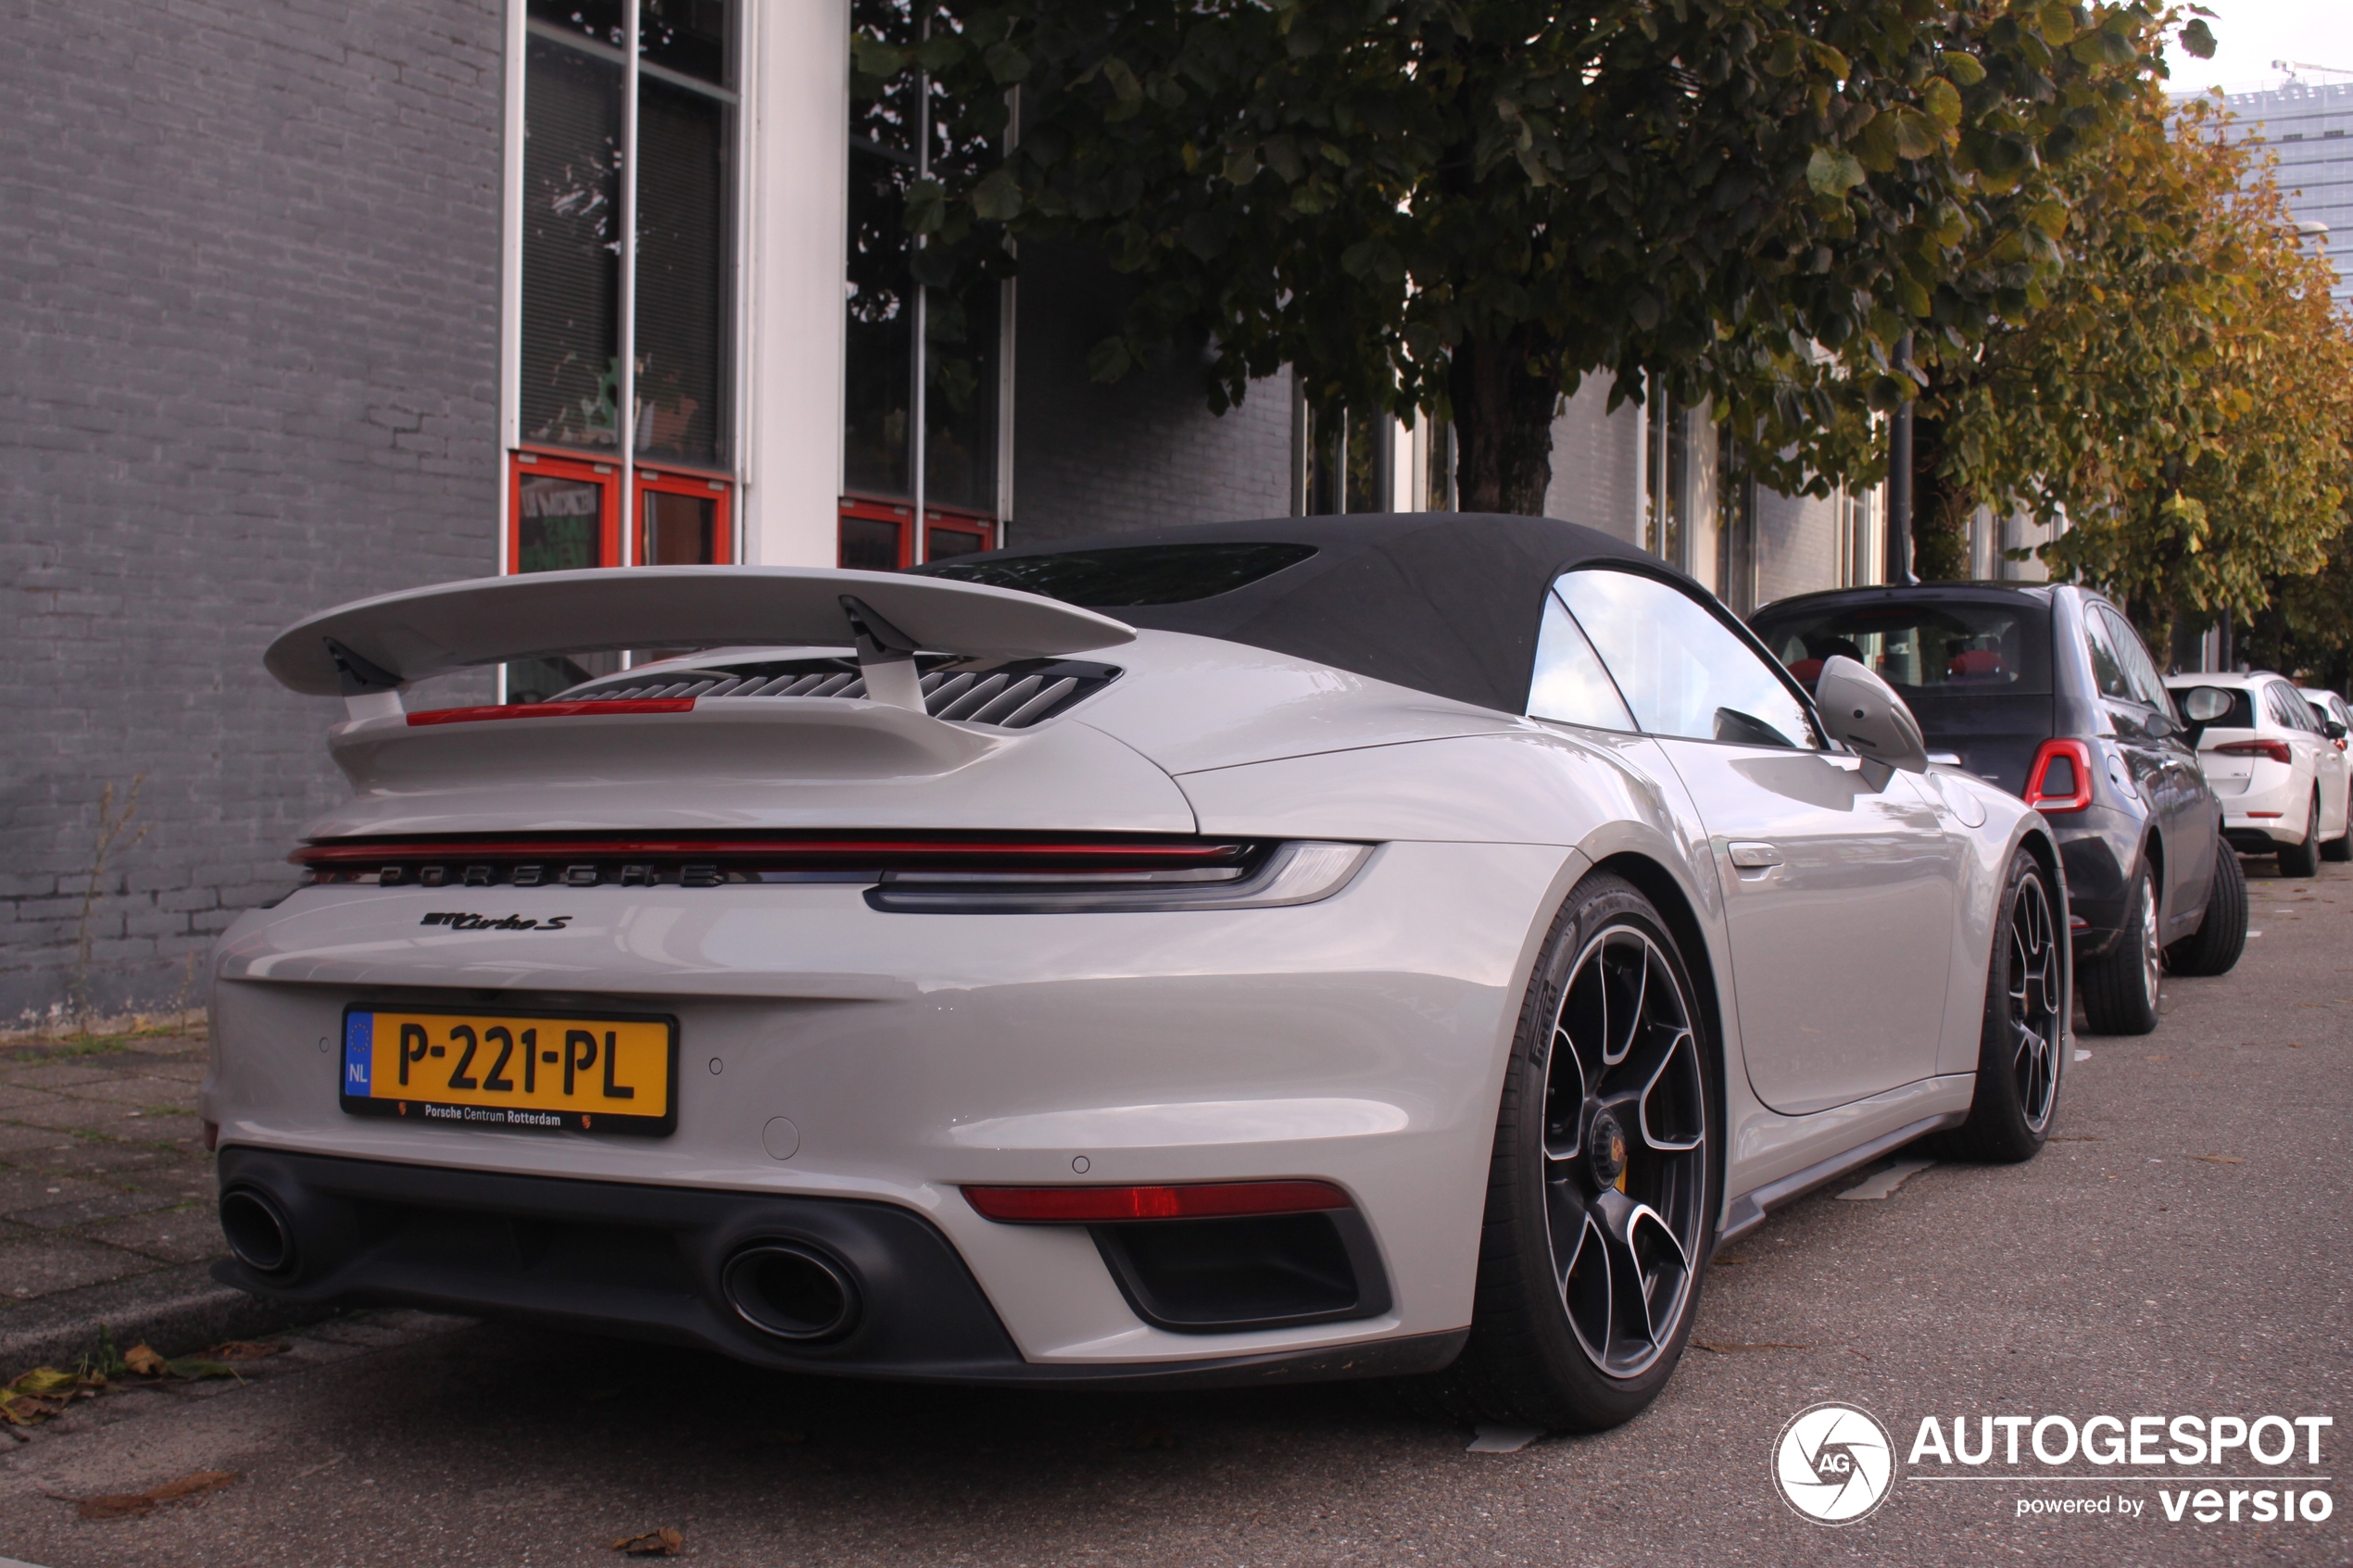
[415,911,573,930]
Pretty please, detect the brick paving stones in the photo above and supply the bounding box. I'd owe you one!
[0,1031,220,1342]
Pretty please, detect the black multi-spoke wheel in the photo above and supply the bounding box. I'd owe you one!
[1945,847,2068,1162]
[1542,925,1709,1378]
[1415,872,1718,1432]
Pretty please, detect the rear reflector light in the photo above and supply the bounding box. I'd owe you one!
[2023,739,2095,813]
[2248,810,2284,819]
[963,1180,1353,1224]
[406,700,698,725]
[2214,738,2295,766]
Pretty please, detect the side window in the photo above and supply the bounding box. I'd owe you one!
[1528,592,1637,732]
[1554,568,1819,749]
[2271,684,2316,732]
[2097,607,2172,713]
[2080,607,2133,701]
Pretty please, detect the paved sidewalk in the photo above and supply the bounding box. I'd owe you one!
[0,1032,274,1374]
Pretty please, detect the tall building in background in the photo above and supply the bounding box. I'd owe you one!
[2215,77,2353,302]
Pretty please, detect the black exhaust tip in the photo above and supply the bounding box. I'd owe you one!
[722,1242,861,1341]
[219,1186,297,1276]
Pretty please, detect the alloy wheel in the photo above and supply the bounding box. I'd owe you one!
[1540,924,1708,1379]
[2134,874,2161,1015]
[2007,872,2063,1132]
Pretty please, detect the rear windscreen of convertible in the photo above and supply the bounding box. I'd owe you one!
[921,543,1316,607]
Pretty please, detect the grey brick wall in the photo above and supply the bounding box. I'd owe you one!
[1755,488,1843,608]
[0,0,505,1022]
[1544,381,1644,544]
[1009,245,1295,544]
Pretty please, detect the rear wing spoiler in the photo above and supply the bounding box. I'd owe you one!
[265,566,1136,719]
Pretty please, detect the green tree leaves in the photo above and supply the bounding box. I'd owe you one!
[1928,92,2353,646]
[900,0,2177,510]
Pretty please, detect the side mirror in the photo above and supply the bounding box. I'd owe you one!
[2328,720,2348,742]
[1814,655,1930,790]
[2181,686,2233,723]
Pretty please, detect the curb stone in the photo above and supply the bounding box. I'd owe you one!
[0,1261,330,1377]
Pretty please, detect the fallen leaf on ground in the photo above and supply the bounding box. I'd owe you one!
[1692,1340,1807,1354]
[202,1341,288,1362]
[2191,1154,2245,1164]
[612,1527,684,1556]
[69,1470,240,1521]
[1,1365,105,1426]
[119,1344,237,1383]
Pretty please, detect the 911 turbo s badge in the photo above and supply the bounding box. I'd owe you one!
[416,912,573,931]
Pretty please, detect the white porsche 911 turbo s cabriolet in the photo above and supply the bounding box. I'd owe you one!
[208,514,2066,1431]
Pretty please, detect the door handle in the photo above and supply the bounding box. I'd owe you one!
[1728,842,1784,869]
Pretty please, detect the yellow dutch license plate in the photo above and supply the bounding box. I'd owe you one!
[339,1007,676,1136]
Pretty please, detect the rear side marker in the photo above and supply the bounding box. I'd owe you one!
[963,1180,1353,1224]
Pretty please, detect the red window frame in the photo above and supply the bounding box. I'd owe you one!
[509,449,621,573]
[838,495,995,570]
[510,451,739,572]
[635,466,735,566]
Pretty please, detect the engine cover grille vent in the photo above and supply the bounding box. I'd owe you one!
[556,657,1119,730]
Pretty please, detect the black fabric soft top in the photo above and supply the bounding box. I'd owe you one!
[916,512,1679,716]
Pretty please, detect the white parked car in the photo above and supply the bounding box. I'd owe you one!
[2300,686,2353,751]
[208,516,2068,1433]
[2165,671,2352,876]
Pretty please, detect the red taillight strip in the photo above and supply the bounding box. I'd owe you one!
[2214,739,2295,766]
[2023,739,2095,813]
[292,837,1250,867]
[963,1180,1352,1224]
[406,700,697,726]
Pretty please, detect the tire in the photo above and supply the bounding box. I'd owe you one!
[2322,785,2352,863]
[2164,839,2246,976]
[1943,846,2065,1162]
[2079,862,2160,1035]
[2279,790,2322,878]
[1411,872,1718,1433]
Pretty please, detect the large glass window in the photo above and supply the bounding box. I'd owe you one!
[1642,379,1690,565]
[1300,398,1390,514]
[843,1,1002,565]
[519,0,735,494]
[1556,568,1819,749]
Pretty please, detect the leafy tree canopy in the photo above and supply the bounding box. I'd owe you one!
[871,0,2189,511]
[1924,92,2353,652]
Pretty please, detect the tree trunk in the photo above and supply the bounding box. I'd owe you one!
[1450,328,1564,515]
[1908,411,1975,582]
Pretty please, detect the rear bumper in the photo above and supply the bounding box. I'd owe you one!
[211,1148,1462,1388]
[2212,766,2308,847]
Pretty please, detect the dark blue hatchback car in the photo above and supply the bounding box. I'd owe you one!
[1751,583,2246,1035]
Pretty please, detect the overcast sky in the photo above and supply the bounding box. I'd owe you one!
[2161,0,2353,94]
